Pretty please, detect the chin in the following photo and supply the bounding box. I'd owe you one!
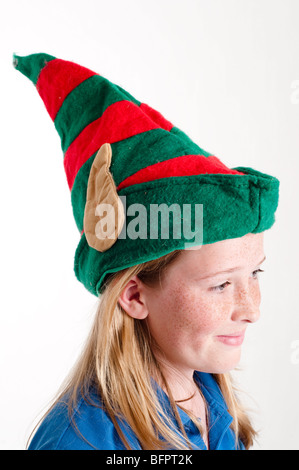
[197,349,242,374]
[215,350,242,374]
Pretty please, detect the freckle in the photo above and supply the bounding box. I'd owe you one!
[168,284,192,326]
[172,284,205,328]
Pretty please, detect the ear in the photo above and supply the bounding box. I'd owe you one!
[118,275,149,320]
[84,143,125,252]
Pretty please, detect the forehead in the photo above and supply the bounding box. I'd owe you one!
[172,233,265,278]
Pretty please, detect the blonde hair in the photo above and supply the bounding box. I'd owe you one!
[29,250,257,450]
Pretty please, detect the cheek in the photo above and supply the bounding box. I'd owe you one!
[166,283,231,336]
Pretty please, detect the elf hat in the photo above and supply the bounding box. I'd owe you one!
[13,52,279,297]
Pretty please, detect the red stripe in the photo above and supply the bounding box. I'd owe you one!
[139,103,173,131]
[36,59,96,120]
[117,155,245,190]
[64,100,160,190]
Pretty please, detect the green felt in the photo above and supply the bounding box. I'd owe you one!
[170,127,213,157]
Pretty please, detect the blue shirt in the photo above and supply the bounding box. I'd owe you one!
[28,371,245,450]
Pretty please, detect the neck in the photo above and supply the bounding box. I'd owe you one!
[152,355,209,449]
[153,355,197,402]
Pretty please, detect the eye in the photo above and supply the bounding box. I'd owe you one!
[210,281,231,292]
[211,269,265,293]
[251,268,264,279]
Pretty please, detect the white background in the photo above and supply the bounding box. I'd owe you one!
[1,0,298,450]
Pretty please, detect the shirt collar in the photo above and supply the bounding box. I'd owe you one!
[194,371,235,449]
[194,371,228,411]
[152,371,233,428]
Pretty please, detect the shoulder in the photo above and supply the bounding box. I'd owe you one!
[28,392,140,450]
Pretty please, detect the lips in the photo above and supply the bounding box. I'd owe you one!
[216,331,246,347]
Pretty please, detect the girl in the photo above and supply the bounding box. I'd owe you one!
[13,53,279,450]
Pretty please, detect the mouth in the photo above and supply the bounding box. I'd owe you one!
[215,331,246,347]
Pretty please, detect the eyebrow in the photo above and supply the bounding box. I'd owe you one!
[199,255,267,281]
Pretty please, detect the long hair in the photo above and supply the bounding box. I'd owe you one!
[28,250,257,450]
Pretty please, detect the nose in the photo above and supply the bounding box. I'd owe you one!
[231,284,261,324]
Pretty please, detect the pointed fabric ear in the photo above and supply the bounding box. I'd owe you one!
[83,143,125,252]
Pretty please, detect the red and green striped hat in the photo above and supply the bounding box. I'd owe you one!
[13,52,279,297]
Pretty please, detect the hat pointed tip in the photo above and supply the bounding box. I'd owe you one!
[12,52,56,84]
[12,52,20,69]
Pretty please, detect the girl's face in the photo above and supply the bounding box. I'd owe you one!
[141,232,265,375]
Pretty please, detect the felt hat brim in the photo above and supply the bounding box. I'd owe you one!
[75,166,279,296]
